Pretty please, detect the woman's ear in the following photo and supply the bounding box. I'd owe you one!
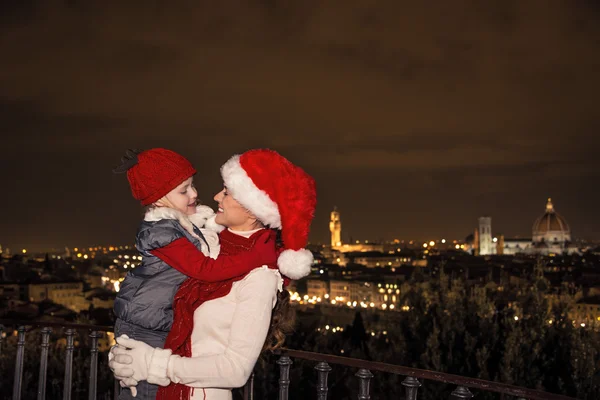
[250,215,265,229]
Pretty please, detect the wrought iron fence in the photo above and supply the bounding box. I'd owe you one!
[267,348,577,400]
[0,320,576,400]
[0,320,117,400]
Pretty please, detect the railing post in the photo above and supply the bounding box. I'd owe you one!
[450,386,474,399]
[0,324,4,356]
[401,376,421,400]
[355,369,374,400]
[315,362,332,400]
[62,329,76,400]
[88,331,100,400]
[276,355,293,400]
[12,326,26,400]
[242,372,255,400]
[37,327,52,400]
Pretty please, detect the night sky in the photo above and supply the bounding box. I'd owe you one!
[1,1,599,252]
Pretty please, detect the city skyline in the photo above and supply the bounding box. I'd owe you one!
[1,2,599,251]
[3,197,595,254]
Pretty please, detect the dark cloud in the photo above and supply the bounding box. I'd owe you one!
[1,1,599,251]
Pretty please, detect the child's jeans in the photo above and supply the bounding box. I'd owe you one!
[114,318,169,400]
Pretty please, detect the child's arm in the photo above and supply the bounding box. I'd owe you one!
[149,231,277,282]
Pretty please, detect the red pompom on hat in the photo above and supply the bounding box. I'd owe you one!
[113,148,196,206]
[218,149,317,280]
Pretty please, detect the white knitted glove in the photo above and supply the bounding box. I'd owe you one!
[108,339,138,397]
[109,335,153,383]
[109,335,172,387]
[188,205,216,228]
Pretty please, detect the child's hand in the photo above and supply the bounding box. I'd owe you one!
[248,230,278,267]
[189,205,216,228]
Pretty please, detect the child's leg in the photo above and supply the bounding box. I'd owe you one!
[114,319,168,400]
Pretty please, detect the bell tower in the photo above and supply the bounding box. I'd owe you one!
[478,216,493,255]
[330,207,342,247]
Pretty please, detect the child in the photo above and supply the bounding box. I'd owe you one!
[112,148,276,400]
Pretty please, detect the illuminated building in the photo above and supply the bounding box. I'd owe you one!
[478,217,493,256]
[329,208,384,253]
[330,207,341,247]
[530,198,578,255]
[467,198,579,256]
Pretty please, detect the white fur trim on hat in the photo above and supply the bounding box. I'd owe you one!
[277,248,313,280]
[221,155,282,228]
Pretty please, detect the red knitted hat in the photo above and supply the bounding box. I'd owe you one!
[114,148,196,206]
[219,149,317,280]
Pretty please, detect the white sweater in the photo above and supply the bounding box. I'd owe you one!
[147,230,282,400]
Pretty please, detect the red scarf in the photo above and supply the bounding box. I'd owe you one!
[157,229,276,400]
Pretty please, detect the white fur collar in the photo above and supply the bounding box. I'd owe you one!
[144,205,223,240]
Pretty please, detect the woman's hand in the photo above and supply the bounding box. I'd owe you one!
[108,336,138,396]
[109,335,173,387]
[109,335,154,383]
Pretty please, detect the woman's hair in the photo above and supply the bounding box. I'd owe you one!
[262,229,296,352]
[249,218,265,230]
[262,289,296,352]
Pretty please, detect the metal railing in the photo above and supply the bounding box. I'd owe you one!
[0,320,576,400]
[263,348,577,400]
[0,320,116,400]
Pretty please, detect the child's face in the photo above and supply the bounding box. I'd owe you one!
[213,187,257,230]
[162,177,198,215]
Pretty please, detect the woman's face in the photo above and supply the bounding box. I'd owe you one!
[214,187,257,230]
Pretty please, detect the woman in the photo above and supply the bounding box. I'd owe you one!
[110,149,317,399]
[111,148,277,400]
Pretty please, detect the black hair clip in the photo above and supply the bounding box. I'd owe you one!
[112,149,142,173]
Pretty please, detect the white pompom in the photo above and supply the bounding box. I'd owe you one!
[277,249,313,280]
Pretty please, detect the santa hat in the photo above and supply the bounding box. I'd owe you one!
[219,149,317,280]
[113,148,196,206]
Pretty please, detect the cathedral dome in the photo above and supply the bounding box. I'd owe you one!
[532,198,570,234]
[532,199,571,248]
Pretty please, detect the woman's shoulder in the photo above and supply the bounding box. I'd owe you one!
[236,266,283,296]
